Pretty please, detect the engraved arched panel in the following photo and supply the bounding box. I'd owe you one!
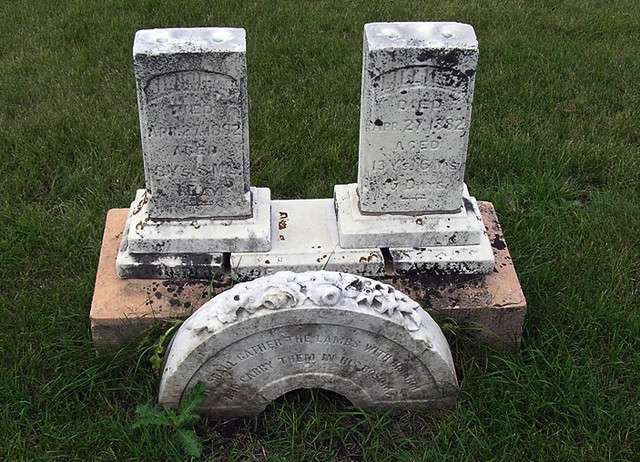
[159,271,458,418]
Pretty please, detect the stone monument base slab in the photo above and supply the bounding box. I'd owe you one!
[123,187,271,253]
[91,202,526,351]
[116,187,271,278]
[389,229,495,276]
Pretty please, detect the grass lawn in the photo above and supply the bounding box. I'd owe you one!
[1,0,639,460]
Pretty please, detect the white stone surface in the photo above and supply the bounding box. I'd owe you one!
[357,22,478,214]
[159,271,458,418]
[334,183,485,249]
[134,27,252,219]
[390,230,495,275]
[116,25,495,280]
[124,187,271,254]
[231,199,384,280]
[115,206,224,279]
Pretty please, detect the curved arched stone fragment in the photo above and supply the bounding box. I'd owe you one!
[159,271,458,418]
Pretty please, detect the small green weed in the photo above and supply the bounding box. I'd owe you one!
[138,319,184,373]
[132,382,207,458]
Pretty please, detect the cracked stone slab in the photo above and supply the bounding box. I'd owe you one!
[230,199,385,281]
[389,229,494,276]
[115,187,271,279]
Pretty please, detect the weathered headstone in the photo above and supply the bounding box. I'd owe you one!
[134,27,252,219]
[357,22,478,214]
[159,271,458,418]
[90,23,529,419]
[116,28,271,278]
[334,22,494,274]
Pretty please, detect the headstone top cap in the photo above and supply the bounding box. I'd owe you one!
[134,27,246,56]
[365,22,477,50]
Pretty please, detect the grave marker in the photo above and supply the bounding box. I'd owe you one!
[357,22,478,214]
[134,27,252,219]
[334,22,494,274]
[91,23,528,420]
[159,271,459,418]
[116,28,271,279]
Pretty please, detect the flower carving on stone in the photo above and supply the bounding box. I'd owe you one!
[259,286,298,310]
[342,276,422,331]
[355,283,383,306]
[213,271,423,332]
[216,280,300,324]
[307,283,343,306]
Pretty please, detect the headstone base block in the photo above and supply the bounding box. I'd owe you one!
[116,187,271,278]
[334,183,487,249]
[389,229,495,276]
[123,187,271,253]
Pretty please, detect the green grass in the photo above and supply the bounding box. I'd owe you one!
[1,0,639,460]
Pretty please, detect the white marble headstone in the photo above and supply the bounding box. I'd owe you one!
[357,22,478,214]
[117,23,493,279]
[159,271,458,418]
[134,28,252,219]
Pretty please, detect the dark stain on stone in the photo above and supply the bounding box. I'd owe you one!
[346,278,364,292]
[417,50,437,62]
[374,119,383,126]
[154,291,162,299]
[416,49,460,67]
[492,235,507,250]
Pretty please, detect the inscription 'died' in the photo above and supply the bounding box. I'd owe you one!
[141,70,248,207]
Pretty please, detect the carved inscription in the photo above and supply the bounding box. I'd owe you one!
[360,65,471,211]
[160,270,459,417]
[136,65,251,218]
[356,21,479,215]
[193,325,431,404]
[374,65,469,95]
